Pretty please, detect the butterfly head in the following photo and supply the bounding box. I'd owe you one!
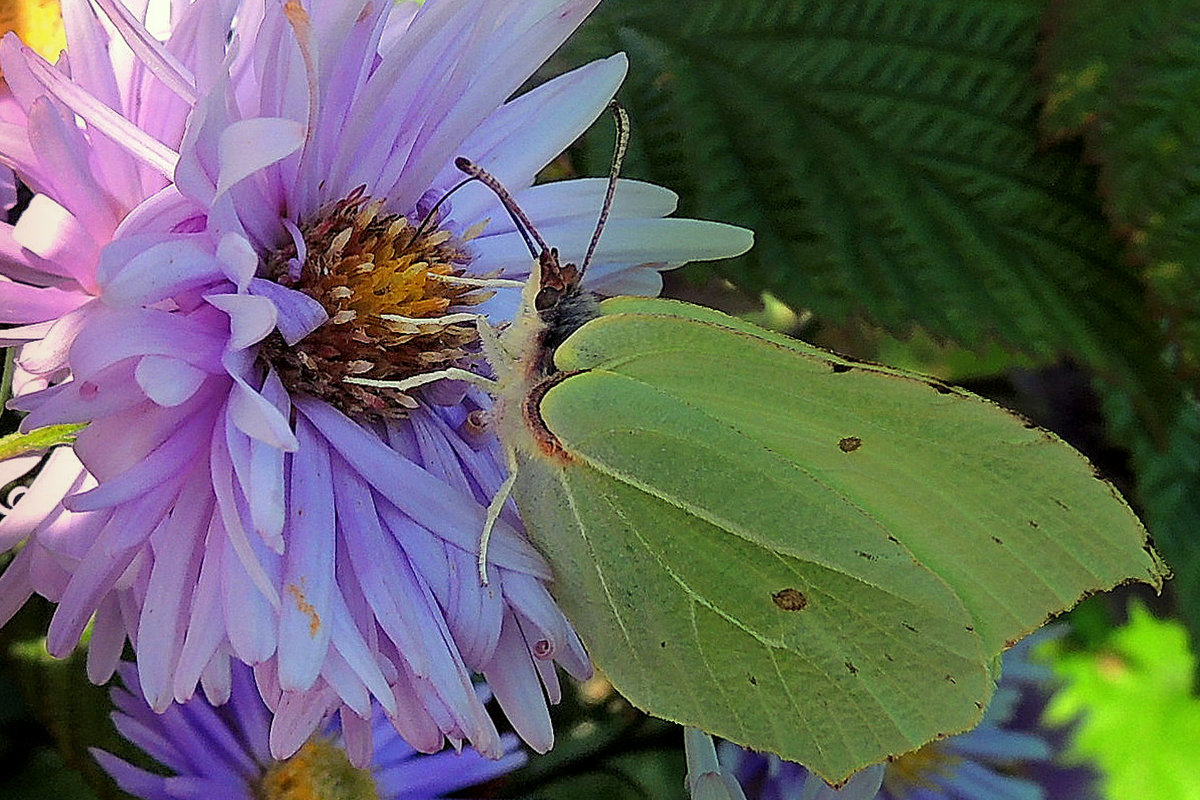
[534,248,599,355]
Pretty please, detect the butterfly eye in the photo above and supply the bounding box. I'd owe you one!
[535,286,563,311]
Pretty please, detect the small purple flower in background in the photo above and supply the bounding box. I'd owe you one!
[718,634,1089,800]
[93,661,526,800]
[0,0,752,766]
[713,751,882,800]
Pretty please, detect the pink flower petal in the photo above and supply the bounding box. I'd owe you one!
[277,417,336,691]
[99,235,226,307]
[12,193,99,288]
[66,399,219,512]
[215,117,306,199]
[68,306,225,377]
[137,470,210,711]
[205,292,277,350]
[173,532,226,701]
[221,531,280,662]
[217,233,259,290]
[482,611,553,753]
[295,396,550,577]
[248,278,329,346]
[86,593,127,684]
[135,355,208,406]
[89,0,199,104]
[0,280,89,323]
[16,43,178,176]
[441,55,628,225]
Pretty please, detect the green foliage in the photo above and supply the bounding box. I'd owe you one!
[1101,387,1200,666]
[1045,604,1200,800]
[0,633,128,800]
[1040,0,1200,381]
[557,0,1168,403]
[3,749,99,800]
[508,295,1164,782]
[495,684,687,799]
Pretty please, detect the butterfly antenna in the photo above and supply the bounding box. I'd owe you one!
[454,157,547,260]
[579,102,630,278]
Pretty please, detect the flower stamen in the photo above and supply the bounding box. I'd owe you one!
[261,188,492,419]
[257,737,380,800]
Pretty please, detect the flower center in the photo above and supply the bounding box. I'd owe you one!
[261,188,488,419]
[882,741,961,798]
[256,737,380,800]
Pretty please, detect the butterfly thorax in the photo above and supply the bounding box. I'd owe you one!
[492,248,596,464]
[533,248,600,368]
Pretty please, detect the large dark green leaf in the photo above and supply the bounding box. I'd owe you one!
[556,0,1166,403]
[0,603,136,800]
[1040,0,1200,380]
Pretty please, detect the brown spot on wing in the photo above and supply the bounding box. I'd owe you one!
[771,588,808,611]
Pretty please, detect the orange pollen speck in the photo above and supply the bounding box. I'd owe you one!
[286,584,321,637]
[261,187,492,420]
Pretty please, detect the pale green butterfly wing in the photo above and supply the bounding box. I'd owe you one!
[554,297,1166,656]
[514,444,988,782]
[514,362,991,781]
[513,296,1165,782]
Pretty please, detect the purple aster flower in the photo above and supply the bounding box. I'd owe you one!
[718,634,1072,800]
[0,0,751,765]
[93,660,527,800]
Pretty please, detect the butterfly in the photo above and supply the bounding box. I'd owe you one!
[354,105,1166,782]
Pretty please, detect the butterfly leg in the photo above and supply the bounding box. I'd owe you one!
[381,311,487,326]
[478,445,519,586]
[426,273,526,289]
[345,367,497,392]
[474,310,519,368]
[382,308,518,380]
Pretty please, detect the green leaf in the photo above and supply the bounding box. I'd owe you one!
[1039,0,1200,377]
[0,425,85,461]
[557,0,1164,400]
[515,749,687,800]
[497,681,687,799]
[2,638,131,800]
[503,296,1164,782]
[0,748,101,800]
[1044,603,1200,800]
